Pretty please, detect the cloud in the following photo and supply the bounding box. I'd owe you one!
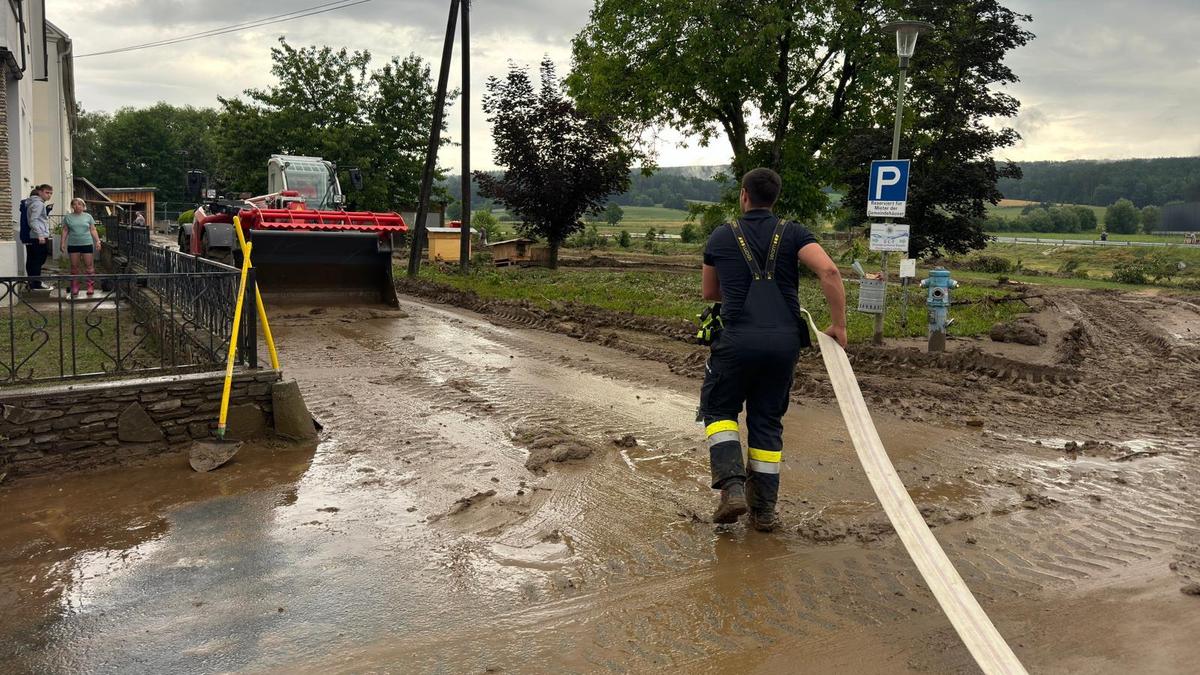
[50,0,1200,173]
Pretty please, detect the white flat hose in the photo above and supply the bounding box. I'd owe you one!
[802,310,1028,675]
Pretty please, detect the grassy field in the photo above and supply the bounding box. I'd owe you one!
[417,265,1026,344]
[952,242,1200,289]
[985,202,1107,222]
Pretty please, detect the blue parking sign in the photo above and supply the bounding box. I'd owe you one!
[867,159,910,218]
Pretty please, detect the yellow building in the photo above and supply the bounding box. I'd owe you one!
[426,227,474,262]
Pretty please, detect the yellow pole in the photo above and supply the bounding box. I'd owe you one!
[232,216,280,370]
[218,242,253,439]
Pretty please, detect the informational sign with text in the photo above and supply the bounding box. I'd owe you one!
[870,223,911,253]
[867,159,910,218]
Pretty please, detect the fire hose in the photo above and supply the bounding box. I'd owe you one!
[802,310,1028,675]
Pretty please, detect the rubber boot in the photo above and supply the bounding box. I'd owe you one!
[712,480,748,524]
[86,278,95,297]
[746,473,780,532]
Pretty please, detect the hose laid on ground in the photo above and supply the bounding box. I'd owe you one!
[802,310,1028,675]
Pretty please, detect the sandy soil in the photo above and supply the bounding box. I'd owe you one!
[1,283,1197,673]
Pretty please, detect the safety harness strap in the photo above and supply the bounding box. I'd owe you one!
[764,219,788,280]
[729,218,790,281]
[728,219,763,280]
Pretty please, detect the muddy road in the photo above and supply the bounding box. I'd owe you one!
[2,287,1198,673]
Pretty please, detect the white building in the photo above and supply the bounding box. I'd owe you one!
[0,1,74,276]
[33,20,75,224]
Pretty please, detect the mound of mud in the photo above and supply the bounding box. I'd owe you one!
[1056,320,1093,365]
[989,319,1046,346]
[514,426,598,472]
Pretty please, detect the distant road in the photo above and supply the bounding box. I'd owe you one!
[990,236,1196,248]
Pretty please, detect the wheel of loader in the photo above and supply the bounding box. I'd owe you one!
[201,231,234,265]
[178,229,189,253]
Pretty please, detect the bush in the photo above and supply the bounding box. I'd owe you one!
[568,223,606,249]
[645,227,657,241]
[1071,205,1098,231]
[177,209,195,224]
[472,209,503,241]
[679,222,698,243]
[1105,198,1139,234]
[962,254,1013,273]
[617,229,631,248]
[1140,205,1161,233]
[1111,262,1147,285]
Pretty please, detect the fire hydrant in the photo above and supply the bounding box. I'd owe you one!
[920,267,957,352]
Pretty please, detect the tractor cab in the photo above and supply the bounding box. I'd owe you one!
[266,155,344,211]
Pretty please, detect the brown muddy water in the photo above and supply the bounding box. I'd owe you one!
[2,294,1198,673]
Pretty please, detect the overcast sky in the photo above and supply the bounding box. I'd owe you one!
[50,0,1200,173]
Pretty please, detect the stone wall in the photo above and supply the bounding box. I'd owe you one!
[1,369,282,478]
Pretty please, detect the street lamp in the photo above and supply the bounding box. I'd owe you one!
[871,19,934,346]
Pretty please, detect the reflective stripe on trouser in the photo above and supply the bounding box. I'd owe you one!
[746,448,782,511]
[747,447,781,474]
[705,419,745,489]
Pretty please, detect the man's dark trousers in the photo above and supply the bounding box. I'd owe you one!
[24,241,50,288]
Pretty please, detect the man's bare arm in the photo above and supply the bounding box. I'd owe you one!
[798,244,847,348]
[702,264,722,301]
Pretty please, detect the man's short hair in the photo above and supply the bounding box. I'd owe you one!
[741,168,781,207]
[35,184,52,192]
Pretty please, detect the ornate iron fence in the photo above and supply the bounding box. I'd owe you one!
[1,272,238,385]
[2,223,251,385]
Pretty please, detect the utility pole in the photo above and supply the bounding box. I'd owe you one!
[407,0,461,278]
[459,0,471,272]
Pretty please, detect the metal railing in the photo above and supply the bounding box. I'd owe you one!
[0,223,252,386]
[1,272,238,385]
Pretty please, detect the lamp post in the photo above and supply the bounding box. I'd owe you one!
[872,19,934,346]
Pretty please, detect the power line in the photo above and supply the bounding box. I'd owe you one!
[76,0,373,59]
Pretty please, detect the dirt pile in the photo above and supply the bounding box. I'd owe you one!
[989,319,1046,345]
[514,426,598,472]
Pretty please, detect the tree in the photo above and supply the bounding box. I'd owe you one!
[571,0,1031,246]
[1070,205,1098,232]
[834,0,1032,257]
[473,209,503,241]
[1140,205,1161,233]
[604,202,624,226]
[1105,198,1139,234]
[1047,206,1080,233]
[73,103,220,204]
[617,229,632,247]
[217,38,446,211]
[476,60,634,268]
[662,193,688,210]
[687,201,731,238]
[570,0,892,220]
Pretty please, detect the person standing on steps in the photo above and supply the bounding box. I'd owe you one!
[699,168,847,531]
[20,184,55,291]
[60,198,102,298]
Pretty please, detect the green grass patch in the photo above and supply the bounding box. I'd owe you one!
[415,265,1026,344]
[985,230,1184,243]
[2,309,159,384]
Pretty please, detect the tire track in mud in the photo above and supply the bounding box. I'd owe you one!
[280,291,1200,672]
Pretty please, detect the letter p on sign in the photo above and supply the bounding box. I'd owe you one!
[874,167,901,199]
[867,159,910,218]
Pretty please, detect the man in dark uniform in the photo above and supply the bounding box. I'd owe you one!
[700,168,847,531]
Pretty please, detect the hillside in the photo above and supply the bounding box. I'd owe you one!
[997,157,1200,208]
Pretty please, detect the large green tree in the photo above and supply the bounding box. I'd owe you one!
[834,0,1032,256]
[216,38,446,211]
[476,60,633,268]
[72,103,220,205]
[570,0,1033,256]
[569,0,894,219]
[1105,198,1139,234]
